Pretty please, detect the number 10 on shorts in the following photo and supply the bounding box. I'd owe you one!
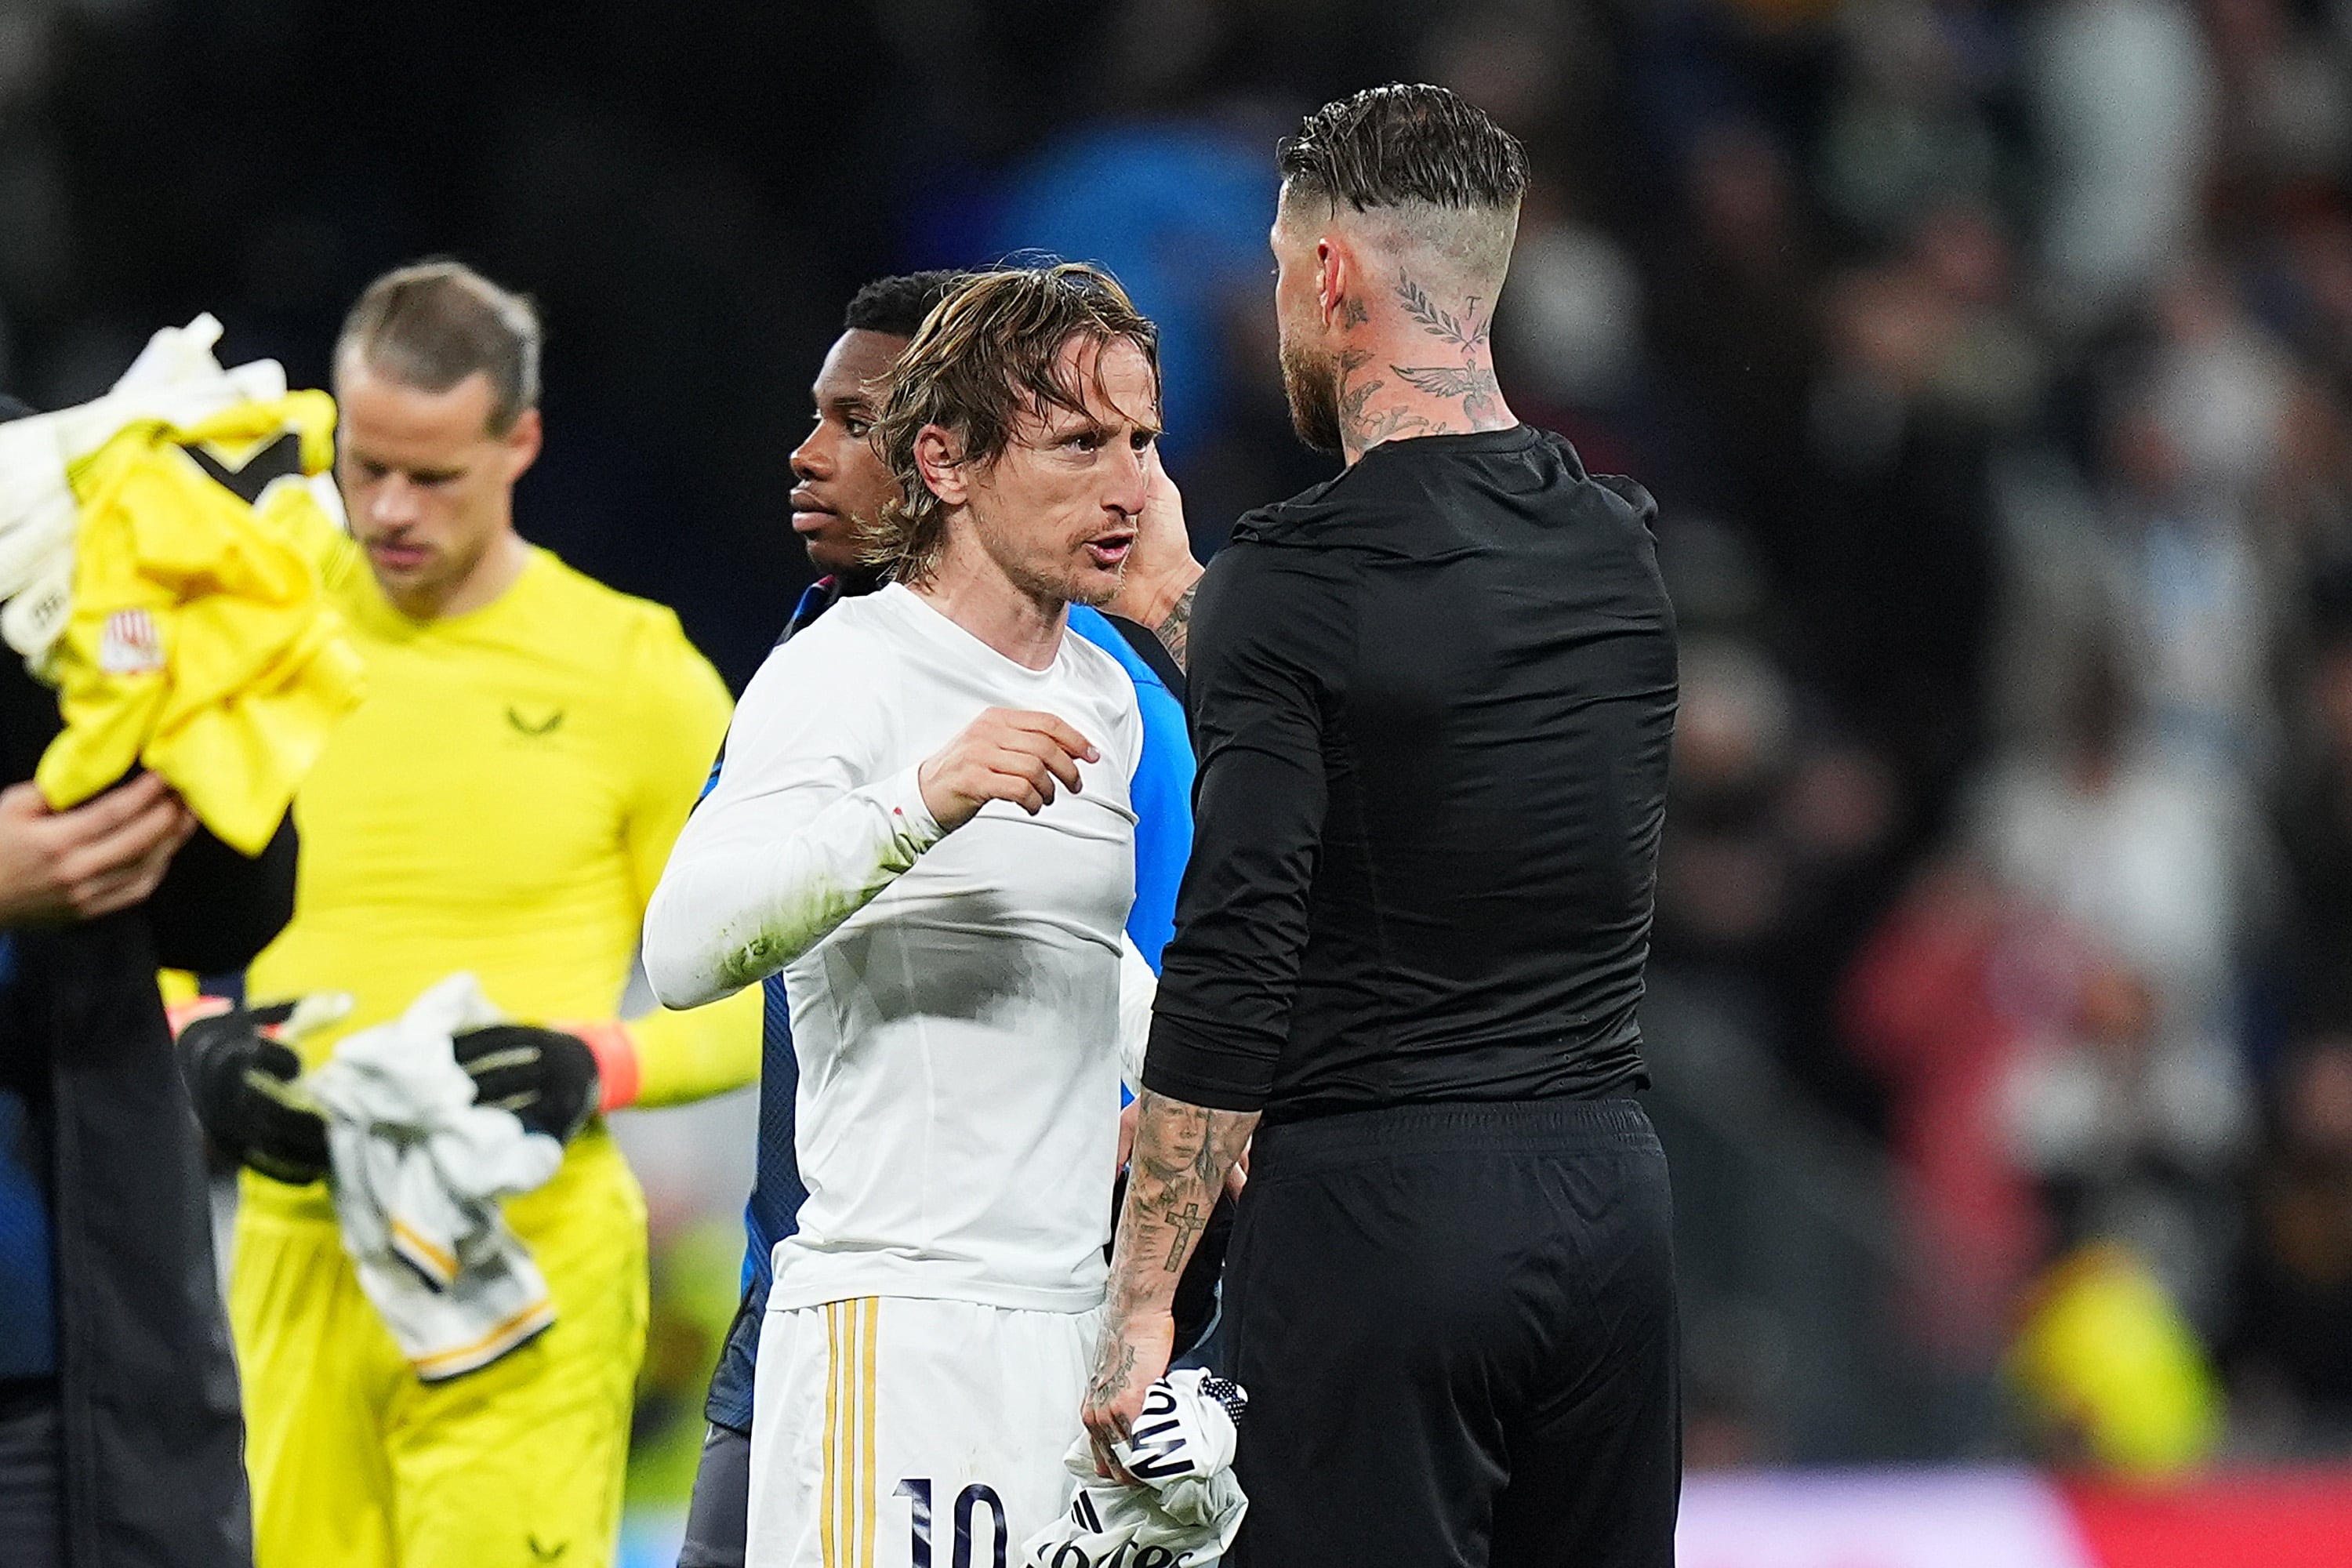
[893,1477,1007,1568]
[895,1478,1200,1568]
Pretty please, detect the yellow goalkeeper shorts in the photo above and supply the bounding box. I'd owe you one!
[230,1127,649,1568]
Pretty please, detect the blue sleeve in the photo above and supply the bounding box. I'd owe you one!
[1067,606,1196,972]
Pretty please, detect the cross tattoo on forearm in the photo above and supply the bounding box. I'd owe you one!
[1162,1201,1208,1272]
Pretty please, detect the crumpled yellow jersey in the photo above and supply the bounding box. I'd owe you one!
[37,394,365,855]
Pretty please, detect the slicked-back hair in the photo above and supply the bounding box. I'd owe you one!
[1279,83,1530,213]
[336,260,543,437]
[844,270,976,341]
[869,263,1160,586]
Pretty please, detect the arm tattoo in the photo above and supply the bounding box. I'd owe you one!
[1152,578,1198,674]
[1105,1089,1258,1318]
[1160,1201,1209,1271]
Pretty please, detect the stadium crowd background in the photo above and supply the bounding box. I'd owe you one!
[5,0,2352,1531]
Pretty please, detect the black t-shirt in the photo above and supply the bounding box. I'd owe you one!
[1142,426,1679,1122]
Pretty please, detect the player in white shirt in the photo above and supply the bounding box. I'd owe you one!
[644,263,1165,1568]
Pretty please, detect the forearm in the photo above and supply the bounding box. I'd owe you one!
[643,767,942,1007]
[609,982,764,1107]
[1105,1088,1258,1321]
[1142,572,1200,674]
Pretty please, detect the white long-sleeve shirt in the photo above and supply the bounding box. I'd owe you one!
[644,583,1144,1312]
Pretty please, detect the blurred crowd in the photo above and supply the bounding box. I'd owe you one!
[6,0,2352,1476]
[1544,0,2352,1466]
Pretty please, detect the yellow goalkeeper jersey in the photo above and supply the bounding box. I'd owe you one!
[243,541,760,1222]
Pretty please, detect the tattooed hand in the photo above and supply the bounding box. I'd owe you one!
[1083,1307,1175,1483]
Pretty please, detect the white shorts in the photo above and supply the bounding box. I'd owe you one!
[746,1296,1101,1568]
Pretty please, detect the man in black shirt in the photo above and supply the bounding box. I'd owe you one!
[0,390,299,1568]
[1083,85,1681,1565]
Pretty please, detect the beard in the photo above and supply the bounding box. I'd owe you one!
[1279,332,1345,456]
[971,508,1125,612]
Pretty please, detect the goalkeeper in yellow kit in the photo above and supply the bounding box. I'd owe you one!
[177,261,761,1568]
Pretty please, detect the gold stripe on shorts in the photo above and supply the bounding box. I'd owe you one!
[840,1299,858,1568]
[822,1301,840,1568]
[820,1298,883,1568]
[861,1296,880,1568]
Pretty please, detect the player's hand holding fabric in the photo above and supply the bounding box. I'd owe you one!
[449,1025,603,1142]
[1083,1308,1178,1486]
[916,706,1098,830]
[177,994,347,1185]
[0,774,196,927]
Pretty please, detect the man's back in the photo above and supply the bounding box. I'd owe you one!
[1150,426,1677,1121]
[1096,89,1686,1568]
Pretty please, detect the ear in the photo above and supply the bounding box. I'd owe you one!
[1316,234,1358,332]
[913,425,967,506]
[503,406,544,481]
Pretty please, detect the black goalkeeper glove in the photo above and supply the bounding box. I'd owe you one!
[451,1025,601,1142]
[176,1000,331,1185]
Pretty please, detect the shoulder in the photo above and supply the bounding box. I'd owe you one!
[729,593,903,731]
[1065,604,1164,691]
[1223,470,1352,550]
[1194,537,1352,655]
[532,551,684,641]
[760,587,898,679]
[529,551,720,687]
[526,552,687,653]
[1220,437,1489,549]
[523,556,733,754]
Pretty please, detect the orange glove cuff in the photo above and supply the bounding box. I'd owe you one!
[165,996,234,1037]
[559,1020,641,1112]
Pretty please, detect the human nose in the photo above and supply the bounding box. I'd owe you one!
[367,475,421,528]
[790,425,831,481]
[1106,443,1150,518]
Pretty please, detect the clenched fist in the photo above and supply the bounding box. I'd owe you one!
[917,707,1098,832]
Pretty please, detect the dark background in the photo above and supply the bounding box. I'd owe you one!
[10,0,2352,1470]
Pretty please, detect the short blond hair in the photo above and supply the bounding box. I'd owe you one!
[337,260,542,435]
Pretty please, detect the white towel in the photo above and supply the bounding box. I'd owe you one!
[1023,1370,1250,1568]
[0,313,292,667]
[306,973,565,1381]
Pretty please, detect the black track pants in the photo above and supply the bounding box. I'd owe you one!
[1221,1098,1680,1568]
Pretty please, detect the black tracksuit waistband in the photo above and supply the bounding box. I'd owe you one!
[1250,1095,1656,1173]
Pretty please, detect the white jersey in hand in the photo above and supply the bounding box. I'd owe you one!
[646,583,1142,1313]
